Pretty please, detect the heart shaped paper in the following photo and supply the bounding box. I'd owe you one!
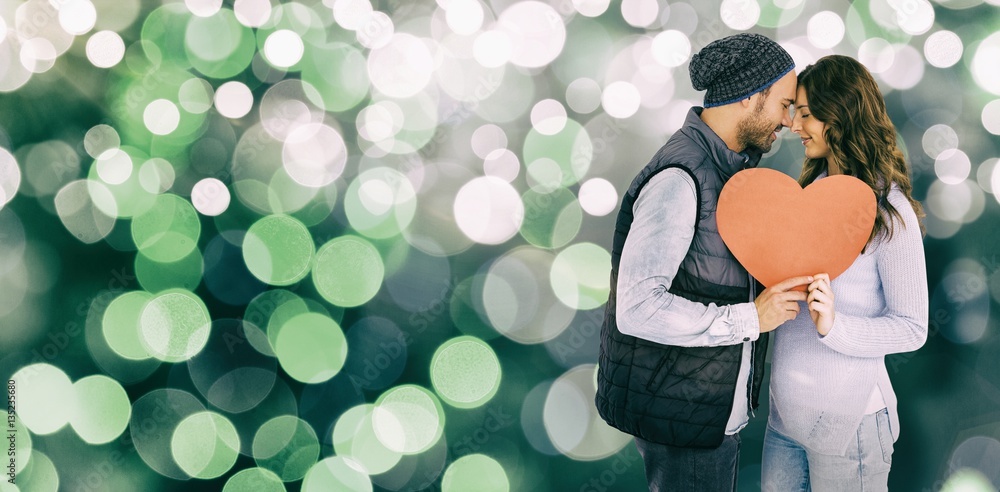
[717,168,876,289]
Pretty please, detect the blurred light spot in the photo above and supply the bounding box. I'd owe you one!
[447,0,484,35]
[234,0,273,27]
[95,149,133,185]
[484,149,520,183]
[981,100,1000,135]
[940,468,996,492]
[621,0,659,27]
[144,99,181,135]
[578,178,617,216]
[935,149,971,184]
[171,411,241,479]
[471,124,508,159]
[523,119,592,188]
[0,147,20,209]
[130,389,205,479]
[136,246,204,293]
[131,193,201,262]
[550,243,610,310]
[103,290,154,360]
[253,415,320,481]
[894,0,934,34]
[333,404,403,474]
[531,99,568,136]
[59,0,97,35]
[274,312,347,383]
[139,289,212,362]
[454,176,524,245]
[69,375,131,444]
[498,1,566,68]
[313,235,384,307]
[332,0,374,31]
[260,79,325,141]
[473,30,512,68]
[807,11,845,49]
[720,0,761,30]
[17,451,58,491]
[367,33,432,98]
[345,167,416,239]
[215,81,254,119]
[651,30,690,68]
[372,385,445,454]
[972,32,1000,95]
[357,100,403,142]
[602,81,641,118]
[138,157,175,194]
[926,179,973,222]
[879,44,924,90]
[948,436,1000,487]
[283,124,348,187]
[264,29,304,68]
[223,468,286,492]
[442,454,509,491]
[302,457,373,492]
[0,208,24,278]
[188,319,276,412]
[430,336,501,409]
[86,30,125,68]
[185,0,222,17]
[10,364,73,435]
[520,188,582,248]
[24,140,80,197]
[186,8,256,78]
[84,124,120,159]
[521,380,560,455]
[356,12,394,50]
[483,247,576,343]
[922,124,958,159]
[566,78,602,114]
[191,178,230,216]
[544,365,631,460]
[976,158,997,194]
[858,38,895,74]
[243,214,314,286]
[924,30,963,68]
[55,179,116,243]
[574,0,610,17]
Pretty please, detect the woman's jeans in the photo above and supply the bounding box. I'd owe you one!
[761,408,893,491]
[634,433,740,492]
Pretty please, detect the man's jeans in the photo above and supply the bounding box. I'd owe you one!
[634,433,740,492]
[761,409,893,491]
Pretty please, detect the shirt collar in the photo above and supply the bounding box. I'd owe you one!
[684,107,764,178]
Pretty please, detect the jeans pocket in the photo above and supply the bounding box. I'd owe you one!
[875,409,893,465]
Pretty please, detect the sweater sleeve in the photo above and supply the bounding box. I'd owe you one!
[819,188,929,357]
[615,168,761,347]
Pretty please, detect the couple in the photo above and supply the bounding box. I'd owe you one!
[595,34,929,491]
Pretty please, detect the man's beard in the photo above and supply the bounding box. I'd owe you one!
[736,104,779,152]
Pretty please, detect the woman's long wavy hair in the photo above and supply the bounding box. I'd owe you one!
[797,55,925,248]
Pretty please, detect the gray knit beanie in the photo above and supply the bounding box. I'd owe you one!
[689,33,795,108]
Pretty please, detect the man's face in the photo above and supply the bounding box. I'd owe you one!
[736,71,797,152]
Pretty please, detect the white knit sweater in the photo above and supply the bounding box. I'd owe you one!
[767,180,928,456]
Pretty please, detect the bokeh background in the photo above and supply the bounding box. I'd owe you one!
[1,0,999,490]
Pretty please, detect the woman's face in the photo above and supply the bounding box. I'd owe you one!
[791,86,831,160]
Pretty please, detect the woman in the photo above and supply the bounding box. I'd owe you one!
[761,55,928,491]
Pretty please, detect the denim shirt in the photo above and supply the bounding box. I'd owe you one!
[616,167,761,434]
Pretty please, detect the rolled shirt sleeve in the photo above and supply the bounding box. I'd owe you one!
[615,168,760,347]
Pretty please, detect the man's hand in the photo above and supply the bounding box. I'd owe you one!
[755,276,812,333]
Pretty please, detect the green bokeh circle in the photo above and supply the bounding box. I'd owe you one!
[430,337,502,409]
[222,468,287,492]
[522,119,592,187]
[252,415,321,482]
[139,288,212,363]
[103,290,154,360]
[135,247,204,293]
[131,193,201,263]
[274,312,347,384]
[69,375,132,444]
[185,9,256,79]
[243,215,315,286]
[170,411,241,479]
[312,235,384,307]
[442,454,510,492]
[519,187,583,249]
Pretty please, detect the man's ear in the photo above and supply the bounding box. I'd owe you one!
[740,95,754,111]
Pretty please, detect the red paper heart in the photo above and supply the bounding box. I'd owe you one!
[717,168,877,289]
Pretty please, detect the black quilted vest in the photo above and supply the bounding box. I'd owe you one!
[595,108,769,448]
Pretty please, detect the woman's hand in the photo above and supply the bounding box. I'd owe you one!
[807,273,835,335]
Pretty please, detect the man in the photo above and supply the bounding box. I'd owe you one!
[595,33,811,491]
